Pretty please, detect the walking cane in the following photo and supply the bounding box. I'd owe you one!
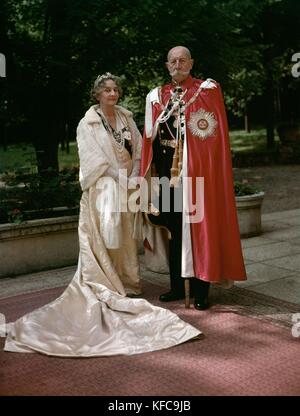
[184,279,190,309]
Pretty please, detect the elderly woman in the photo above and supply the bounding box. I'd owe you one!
[3,73,201,357]
[77,72,143,297]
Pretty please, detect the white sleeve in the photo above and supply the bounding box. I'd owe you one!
[145,87,160,139]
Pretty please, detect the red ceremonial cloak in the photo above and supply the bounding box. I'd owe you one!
[140,75,246,284]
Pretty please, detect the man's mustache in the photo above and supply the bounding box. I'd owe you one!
[169,69,190,77]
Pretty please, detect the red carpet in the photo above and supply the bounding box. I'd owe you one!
[0,282,300,396]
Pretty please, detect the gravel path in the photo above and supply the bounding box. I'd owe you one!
[233,164,300,213]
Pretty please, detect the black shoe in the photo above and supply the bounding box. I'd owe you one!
[159,291,185,302]
[194,297,210,310]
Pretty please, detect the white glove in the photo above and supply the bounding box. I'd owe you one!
[104,166,128,189]
[128,159,141,189]
[129,159,141,178]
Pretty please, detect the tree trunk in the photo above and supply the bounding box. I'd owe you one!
[265,79,275,149]
[34,0,71,177]
[65,123,70,154]
[261,4,276,150]
[244,113,251,133]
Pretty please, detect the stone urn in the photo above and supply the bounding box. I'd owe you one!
[235,192,265,238]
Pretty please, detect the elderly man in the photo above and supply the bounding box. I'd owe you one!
[140,46,246,310]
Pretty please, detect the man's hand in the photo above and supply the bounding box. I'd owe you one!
[170,176,181,188]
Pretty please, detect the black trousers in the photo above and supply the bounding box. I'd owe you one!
[168,210,210,301]
[150,187,210,301]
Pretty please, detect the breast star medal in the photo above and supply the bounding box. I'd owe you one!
[188,108,218,140]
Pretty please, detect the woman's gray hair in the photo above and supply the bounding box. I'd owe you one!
[90,72,123,101]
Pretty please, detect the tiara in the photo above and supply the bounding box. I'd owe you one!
[95,72,115,84]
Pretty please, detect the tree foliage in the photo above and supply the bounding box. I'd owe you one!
[0,0,299,166]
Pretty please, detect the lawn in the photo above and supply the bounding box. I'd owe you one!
[229,129,280,153]
[0,129,278,174]
[0,142,79,174]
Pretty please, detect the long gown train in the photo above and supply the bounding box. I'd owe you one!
[3,182,201,357]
